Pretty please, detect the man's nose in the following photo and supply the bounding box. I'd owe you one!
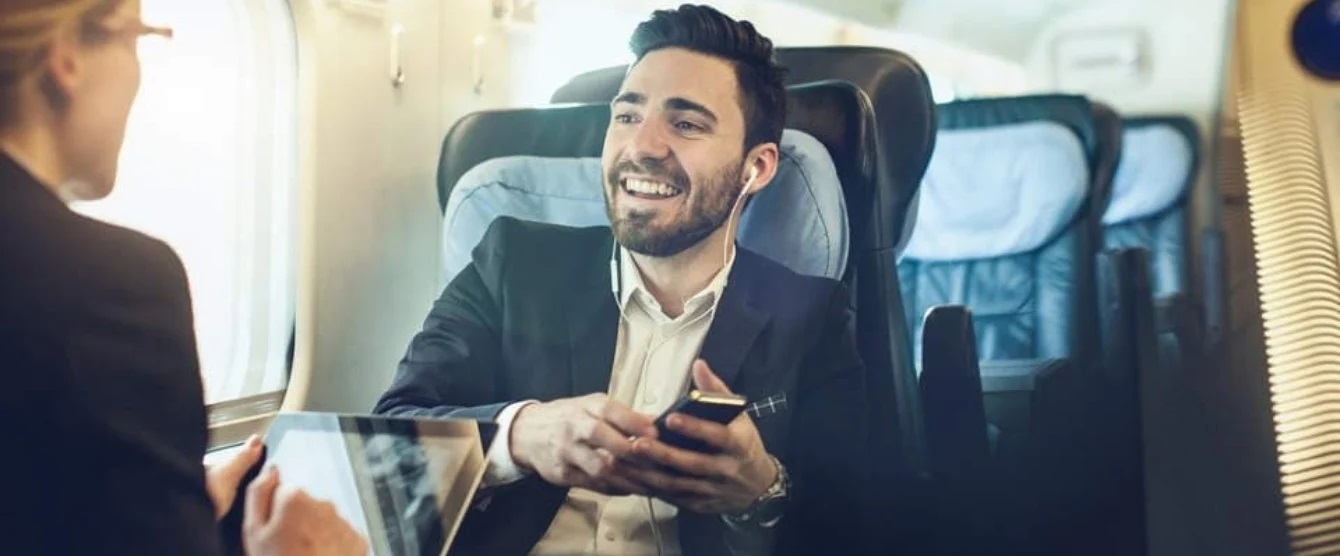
[628,120,671,160]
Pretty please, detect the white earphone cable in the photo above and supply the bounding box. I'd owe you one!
[613,166,757,556]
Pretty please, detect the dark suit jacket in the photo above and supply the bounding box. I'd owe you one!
[374,217,874,556]
[0,153,223,555]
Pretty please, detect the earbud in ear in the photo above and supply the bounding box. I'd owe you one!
[746,167,759,191]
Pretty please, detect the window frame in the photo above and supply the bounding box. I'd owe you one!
[202,0,301,449]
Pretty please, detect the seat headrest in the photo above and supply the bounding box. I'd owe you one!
[550,65,625,105]
[440,129,848,283]
[937,94,1097,165]
[903,121,1089,261]
[437,103,609,213]
[781,81,877,257]
[773,47,935,254]
[551,46,935,252]
[1103,120,1198,225]
[936,94,1115,234]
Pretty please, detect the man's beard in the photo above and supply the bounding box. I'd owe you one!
[605,158,744,257]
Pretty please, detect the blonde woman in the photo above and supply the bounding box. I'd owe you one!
[0,1,365,554]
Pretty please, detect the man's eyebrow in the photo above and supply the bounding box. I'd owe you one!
[611,91,645,106]
[665,97,718,123]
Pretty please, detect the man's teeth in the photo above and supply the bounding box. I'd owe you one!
[624,178,679,197]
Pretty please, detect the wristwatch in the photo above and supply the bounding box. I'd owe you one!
[726,455,789,528]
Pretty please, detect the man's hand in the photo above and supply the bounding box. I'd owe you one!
[206,434,264,520]
[243,466,370,556]
[621,360,778,515]
[511,393,658,495]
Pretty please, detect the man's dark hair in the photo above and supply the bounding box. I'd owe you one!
[629,4,788,151]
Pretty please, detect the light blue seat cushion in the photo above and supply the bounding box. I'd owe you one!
[1102,124,1196,298]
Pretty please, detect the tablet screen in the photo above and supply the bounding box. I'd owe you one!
[263,412,495,556]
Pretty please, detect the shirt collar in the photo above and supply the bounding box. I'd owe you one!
[618,244,735,320]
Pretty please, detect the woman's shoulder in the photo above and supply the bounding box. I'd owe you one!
[5,191,186,289]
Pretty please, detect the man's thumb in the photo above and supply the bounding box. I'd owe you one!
[691,359,732,394]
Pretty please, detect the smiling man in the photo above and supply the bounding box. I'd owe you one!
[374,5,874,555]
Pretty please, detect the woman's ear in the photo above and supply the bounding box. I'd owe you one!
[40,27,84,110]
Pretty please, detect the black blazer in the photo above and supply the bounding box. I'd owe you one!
[375,217,875,556]
[0,153,223,555]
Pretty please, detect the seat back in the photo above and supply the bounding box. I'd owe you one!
[900,112,1092,364]
[908,95,1107,365]
[1103,116,1199,299]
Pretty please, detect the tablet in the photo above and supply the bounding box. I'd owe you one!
[258,412,496,556]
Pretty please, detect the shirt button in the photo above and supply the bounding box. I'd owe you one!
[605,531,617,542]
[645,394,658,405]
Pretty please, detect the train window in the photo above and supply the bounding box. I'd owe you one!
[73,0,299,406]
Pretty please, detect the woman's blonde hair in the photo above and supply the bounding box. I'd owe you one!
[0,0,122,127]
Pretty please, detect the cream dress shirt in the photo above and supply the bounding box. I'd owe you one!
[482,245,732,555]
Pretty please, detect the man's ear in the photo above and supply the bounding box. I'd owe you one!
[743,142,780,195]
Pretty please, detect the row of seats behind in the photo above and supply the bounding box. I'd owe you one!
[905,94,1204,555]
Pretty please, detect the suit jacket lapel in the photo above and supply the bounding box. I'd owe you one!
[698,253,770,389]
[568,234,618,396]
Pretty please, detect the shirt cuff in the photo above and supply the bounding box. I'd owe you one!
[482,400,538,487]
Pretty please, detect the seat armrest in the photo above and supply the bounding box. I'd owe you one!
[1153,292,1191,334]
[920,305,989,477]
[979,358,1072,393]
[978,358,1080,460]
[1154,291,1203,369]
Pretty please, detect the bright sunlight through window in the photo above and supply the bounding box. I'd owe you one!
[509,0,642,106]
[73,0,298,405]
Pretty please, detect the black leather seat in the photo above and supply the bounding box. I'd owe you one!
[1102,116,1203,369]
[1103,117,1198,298]
[909,95,1156,553]
[907,94,1105,373]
